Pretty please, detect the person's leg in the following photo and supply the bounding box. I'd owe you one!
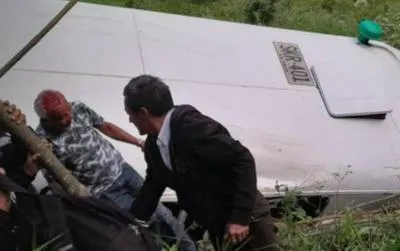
[151,203,198,251]
[120,163,197,251]
[99,166,137,210]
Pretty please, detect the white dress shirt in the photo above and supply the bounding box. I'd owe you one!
[156,108,175,170]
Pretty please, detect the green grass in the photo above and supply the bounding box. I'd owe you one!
[82,0,400,48]
[150,173,400,251]
[275,190,400,251]
[153,191,400,251]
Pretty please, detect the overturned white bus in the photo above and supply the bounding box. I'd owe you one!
[1,0,400,229]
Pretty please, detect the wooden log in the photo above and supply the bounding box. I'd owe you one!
[0,102,90,197]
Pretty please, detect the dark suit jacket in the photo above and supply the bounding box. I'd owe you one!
[130,105,270,231]
[0,129,35,188]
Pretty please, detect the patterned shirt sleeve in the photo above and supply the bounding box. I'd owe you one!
[74,102,105,127]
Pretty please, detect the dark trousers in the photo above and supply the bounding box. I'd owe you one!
[210,213,280,251]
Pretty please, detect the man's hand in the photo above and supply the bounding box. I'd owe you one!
[2,100,26,125]
[96,122,144,150]
[225,223,250,244]
[41,138,53,152]
[24,139,53,177]
[0,167,5,175]
[24,153,41,177]
[137,139,145,151]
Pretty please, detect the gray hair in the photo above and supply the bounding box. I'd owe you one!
[34,89,66,119]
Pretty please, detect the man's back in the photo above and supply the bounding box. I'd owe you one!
[35,101,123,195]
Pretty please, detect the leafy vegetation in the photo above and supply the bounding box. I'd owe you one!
[82,0,400,48]
[154,190,400,250]
[276,191,400,251]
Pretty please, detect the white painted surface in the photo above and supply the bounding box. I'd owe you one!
[1,0,400,201]
[0,0,64,67]
[166,80,400,193]
[135,9,327,90]
[312,46,396,117]
[1,0,143,77]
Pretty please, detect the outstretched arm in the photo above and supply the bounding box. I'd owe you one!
[74,101,144,149]
[96,122,144,148]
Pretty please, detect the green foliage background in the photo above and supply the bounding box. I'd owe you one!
[82,0,400,48]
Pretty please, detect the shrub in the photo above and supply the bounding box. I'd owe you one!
[245,0,278,25]
[376,6,400,48]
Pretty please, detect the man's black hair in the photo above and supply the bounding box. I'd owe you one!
[123,74,174,117]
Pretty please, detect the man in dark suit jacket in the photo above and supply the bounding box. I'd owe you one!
[124,75,279,250]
